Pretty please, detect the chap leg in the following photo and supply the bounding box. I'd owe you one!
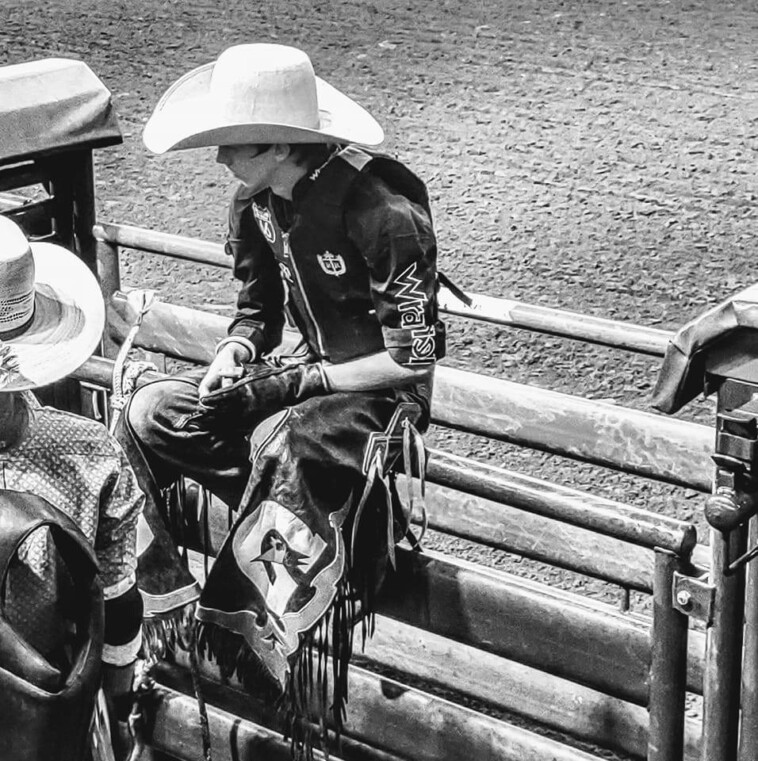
[123,370,251,507]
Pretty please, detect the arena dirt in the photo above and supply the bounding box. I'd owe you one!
[2,0,756,752]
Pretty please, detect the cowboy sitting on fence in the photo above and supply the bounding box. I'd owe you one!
[115,42,444,757]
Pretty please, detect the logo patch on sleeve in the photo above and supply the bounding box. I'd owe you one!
[394,263,437,364]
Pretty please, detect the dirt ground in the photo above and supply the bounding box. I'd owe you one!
[3,0,757,571]
[3,0,756,756]
[2,0,756,563]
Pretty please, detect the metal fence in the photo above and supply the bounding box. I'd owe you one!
[68,221,720,761]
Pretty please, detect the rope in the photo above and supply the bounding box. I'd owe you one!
[106,289,214,759]
[109,289,156,434]
[126,659,156,761]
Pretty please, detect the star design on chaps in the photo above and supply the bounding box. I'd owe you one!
[251,528,310,585]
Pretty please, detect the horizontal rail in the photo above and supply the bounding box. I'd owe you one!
[102,295,715,491]
[413,481,657,591]
[382,549,653,704]
[148,682,405,761]
[157,659,610,761]
[361,618,703,761]
[427,450,697,555]
[94,221,673,355]
[0,161,50,192]
[75,353,700,561]
[152,486,701,704]
[434,367,714,492]
[437,289,671,356]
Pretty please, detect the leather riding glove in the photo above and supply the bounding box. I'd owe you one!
[192,362,330,432]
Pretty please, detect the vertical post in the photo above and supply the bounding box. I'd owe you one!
[702,525,747,761]
[648,548,689,761]
[97,238,122,360]
[38,154,80,413]
[739,515,758,761]
[70,151,109,419]
[70,149,98,274]
[45,154,75,250]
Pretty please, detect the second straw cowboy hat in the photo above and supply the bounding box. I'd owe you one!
[142,43,384,154]
[0,216,104,392]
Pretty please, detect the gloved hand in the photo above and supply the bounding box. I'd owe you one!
[190,362,331,432]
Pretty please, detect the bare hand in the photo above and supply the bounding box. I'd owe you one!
[198,342,253,398]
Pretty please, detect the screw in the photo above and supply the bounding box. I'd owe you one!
[676,590,692,609]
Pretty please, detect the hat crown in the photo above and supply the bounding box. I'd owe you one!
[210,44,321,131]
[0,217,35,336]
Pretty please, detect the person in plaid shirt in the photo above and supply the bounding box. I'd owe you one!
[0,215,144,760]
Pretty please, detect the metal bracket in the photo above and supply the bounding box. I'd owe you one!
[672,572,715,625]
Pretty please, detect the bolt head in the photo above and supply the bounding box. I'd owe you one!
[676,590,692,608]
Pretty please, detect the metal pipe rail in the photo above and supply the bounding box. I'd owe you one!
[84,227,702,761]
[428,449,697,555]
[94,221,673,356]
[100,295,717,492]
[155,660,611,761]
[74,354,698,557]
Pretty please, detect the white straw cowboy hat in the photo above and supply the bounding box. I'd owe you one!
[143,43,384,154]
[0,216,104,392]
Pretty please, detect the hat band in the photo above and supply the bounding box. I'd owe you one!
[0,303,35,340]
[0,289,34,337]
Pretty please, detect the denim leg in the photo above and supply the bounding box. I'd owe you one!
[124,371,251,509]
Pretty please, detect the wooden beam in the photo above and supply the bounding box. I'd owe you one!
[379,548,653,705]
[148,683,406,761]
[157,590,704,761]
[359,617,703,761]
[155,662,610,761]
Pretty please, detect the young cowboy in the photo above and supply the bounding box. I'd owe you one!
[117,43,445,752]
[0,215,144,761]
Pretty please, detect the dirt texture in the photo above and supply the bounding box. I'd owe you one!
[4,1,757,756]
[2,0,757,640]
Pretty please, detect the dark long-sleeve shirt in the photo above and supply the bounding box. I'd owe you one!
[224,146,445,367]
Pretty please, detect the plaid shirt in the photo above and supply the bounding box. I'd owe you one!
[0,393,143,662]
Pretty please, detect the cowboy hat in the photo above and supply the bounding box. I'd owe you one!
[0,216,105,392]
[143,43,384,154]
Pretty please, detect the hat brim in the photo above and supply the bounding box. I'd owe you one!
[143,62,384,154]
[0,242,105,392]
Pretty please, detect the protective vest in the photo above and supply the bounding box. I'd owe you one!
[0,489,103,761]
[251,147,443,363]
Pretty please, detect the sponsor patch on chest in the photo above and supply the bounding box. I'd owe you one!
[252,203,277,244]
[317,250,347,277]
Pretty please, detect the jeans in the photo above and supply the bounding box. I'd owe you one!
[123,367,251,509]
[116,364,430,616]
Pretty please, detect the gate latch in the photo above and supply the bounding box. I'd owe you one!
[672,572,715,625]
